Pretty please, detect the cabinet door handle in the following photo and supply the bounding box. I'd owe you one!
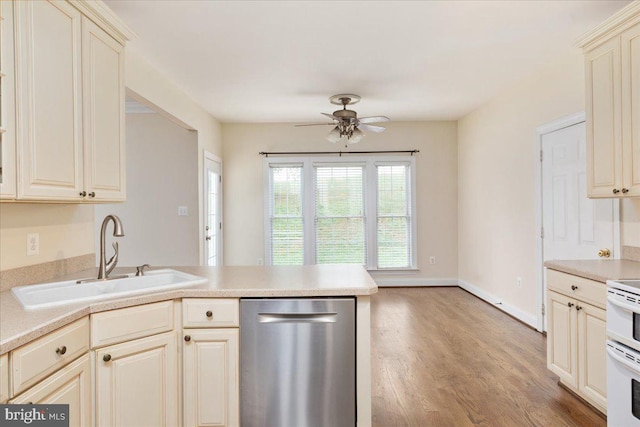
[206,310,213,318]
[184,335,191,342]
[613,189,620,194]
[79,191,86,197]
[103,354,112,362]
[55,346,67,355]
[571,285,578,291]
[88,192,96,198]
[567,302,574,308]
[576,305,582,311]
[622,188,629,194]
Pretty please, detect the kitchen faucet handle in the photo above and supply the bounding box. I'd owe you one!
[136,264,151,276]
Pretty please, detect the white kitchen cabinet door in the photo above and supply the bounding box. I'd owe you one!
[95,332,179,427]
[547,291,578,388]
[15,0,84,200]
[585,36,623,198]
[621,21,640,197]
[183,329,239,427]
[82,16,125,201]
[0,0,16,199]
[577,302,607,413]
[9,354,92,427]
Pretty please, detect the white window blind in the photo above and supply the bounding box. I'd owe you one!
[264,156,416,269]
[315,165,366,265]
[269,165,304,265]
[377,164,412,268]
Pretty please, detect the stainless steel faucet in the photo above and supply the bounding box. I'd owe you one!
[97,214,125,280]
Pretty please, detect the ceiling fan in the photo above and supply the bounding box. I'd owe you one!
[296,94,390,144]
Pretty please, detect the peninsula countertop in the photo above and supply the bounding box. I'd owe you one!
[0,264,378,354]
[544,259,640,283]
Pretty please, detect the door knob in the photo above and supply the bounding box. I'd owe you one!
[598,248,611,258]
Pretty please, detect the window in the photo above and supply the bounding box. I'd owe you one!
[265,156,416,269]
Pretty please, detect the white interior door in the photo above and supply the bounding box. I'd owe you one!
[541,121,615,328]
[204,154,222,266]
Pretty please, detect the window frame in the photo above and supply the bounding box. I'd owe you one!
[263,155,417,270]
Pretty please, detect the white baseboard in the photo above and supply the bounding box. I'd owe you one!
[373,277,458,287]
[457,279,537,328]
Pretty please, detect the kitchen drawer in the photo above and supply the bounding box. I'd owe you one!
[0,353,8,403]
[91,300,174,348]
[546,269,607,309]
[183,298,239,328]
[11,317,89,396]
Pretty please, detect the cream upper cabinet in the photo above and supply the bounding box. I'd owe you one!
[95,331,179,427]
[9,354,93,427]
[10,0,131,202]
[0,0,17,199]
[15,0,84,200]
[82,15,125,201]
[580,3,640,198]
[183,328,239,427]
[546,270,607,414]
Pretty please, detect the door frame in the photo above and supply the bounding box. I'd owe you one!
[534,111,620,333]
[203,150,223,266]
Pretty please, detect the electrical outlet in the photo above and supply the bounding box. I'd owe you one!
[429,256,436,265]
[178,206,188,216]
[516,277,523,288]
[27,233,39,256]
[257,258,264,266]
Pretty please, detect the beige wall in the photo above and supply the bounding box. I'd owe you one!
[221,121,458,283]
[0,51,222,272]
[622,199,640,247]
[458,52,588,320]
[94,113,199,266]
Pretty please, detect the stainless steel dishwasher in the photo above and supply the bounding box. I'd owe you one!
[240,298,356,427]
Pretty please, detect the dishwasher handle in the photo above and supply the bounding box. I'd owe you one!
[258,312,338,324]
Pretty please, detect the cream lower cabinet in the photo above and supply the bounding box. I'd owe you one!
[95,331,179,427]
[547,270,607,414]
[182,298,239,427]
[183,329,239,427]
[9,354,92,427]
[0,353,9,403]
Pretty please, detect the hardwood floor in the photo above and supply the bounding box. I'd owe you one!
[370,287,606,427]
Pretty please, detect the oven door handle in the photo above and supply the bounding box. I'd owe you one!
[608,295,640,314]
[607,346,640,374]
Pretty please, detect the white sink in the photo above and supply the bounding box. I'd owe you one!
[12,269,208,310]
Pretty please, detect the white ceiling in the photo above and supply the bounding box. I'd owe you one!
[105,0,631,123]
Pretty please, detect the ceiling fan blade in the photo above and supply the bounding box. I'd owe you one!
[294,122,335,127]
[358,116,390,124]
[358,123,386,133]
[321,112,339,120]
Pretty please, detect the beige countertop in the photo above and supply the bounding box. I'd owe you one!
[544,259,640,283]
[0,265,377,354]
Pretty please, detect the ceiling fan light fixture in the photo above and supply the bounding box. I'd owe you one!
[326,126,342,144]
[349,128,364,144]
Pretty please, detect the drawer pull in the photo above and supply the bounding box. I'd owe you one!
[568,302,574,308]
[55,346,67,355]
[206,310,213,318]
[184,335,191,342]
[571,285,578,291]
[103,354,112,362]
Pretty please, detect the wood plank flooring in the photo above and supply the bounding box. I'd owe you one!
[370,287,606,427]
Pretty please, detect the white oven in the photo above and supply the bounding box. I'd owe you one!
[608,279,640,426]
[607,284,640,349]
[607,340,640,426]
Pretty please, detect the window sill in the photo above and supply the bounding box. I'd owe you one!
[366,268,419,274]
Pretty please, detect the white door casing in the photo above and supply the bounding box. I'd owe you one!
[204,152,222,266]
